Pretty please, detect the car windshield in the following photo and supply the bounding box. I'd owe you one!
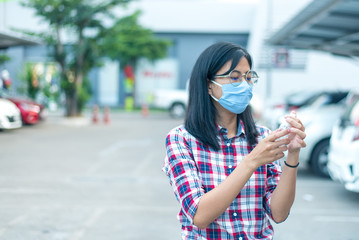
[308,92,348,108]
[309,94,330,107]
[286,91,319,105]
[340,94,359,126]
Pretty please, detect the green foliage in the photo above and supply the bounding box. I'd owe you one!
[77,77,92,112]
[100,10,172,68]
[21,0,130,115]
[0,54,11,66]
[19,62,61,105]
[21,1,170,115]
[21,63,40,99]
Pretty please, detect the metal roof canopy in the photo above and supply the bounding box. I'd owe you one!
[0,32,40,49]
[267,0,359,57]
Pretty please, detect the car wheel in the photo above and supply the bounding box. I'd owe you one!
[169,103,186,118]
[311,139,330,177]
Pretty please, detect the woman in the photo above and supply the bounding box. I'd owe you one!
[163,42,306,239]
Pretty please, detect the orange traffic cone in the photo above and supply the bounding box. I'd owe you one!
[141,103,149,118]
[104,106,110,124]
[92,105,99,124]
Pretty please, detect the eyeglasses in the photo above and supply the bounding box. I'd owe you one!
[213,70,259,87]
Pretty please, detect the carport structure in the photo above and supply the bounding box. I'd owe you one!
[0,31,39,49]
[267,0,359,57]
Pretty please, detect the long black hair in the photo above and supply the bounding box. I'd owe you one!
[185,41,259,151]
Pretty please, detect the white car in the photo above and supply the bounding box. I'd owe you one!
[273,91,349,177]
[0,98,22,129]
[152,88,188,118]
[152,87,263,119]
[328,91,359,192]
[296,104,345,176]
[262,90,322,130]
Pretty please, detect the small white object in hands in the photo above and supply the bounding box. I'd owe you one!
[277,112,296,140]
[277,117,290,141]
[279,117,291,130]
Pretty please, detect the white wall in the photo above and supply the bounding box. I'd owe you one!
[126,0,258,33]
[98,60,119,106]
[1,0,258,36]
[135,58,179,105]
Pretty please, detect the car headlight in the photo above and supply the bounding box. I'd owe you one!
[20,103,40,113]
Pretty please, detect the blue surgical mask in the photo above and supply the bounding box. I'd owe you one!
[210,81,253,114]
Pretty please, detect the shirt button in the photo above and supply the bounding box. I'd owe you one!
[233,212,237,217]
[238,237,243,240]
[228,165,233,169]
[227,142,230,147]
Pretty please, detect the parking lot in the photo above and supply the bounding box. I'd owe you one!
[0,110,358,240]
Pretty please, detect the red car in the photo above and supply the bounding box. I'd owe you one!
[0,91,45,125]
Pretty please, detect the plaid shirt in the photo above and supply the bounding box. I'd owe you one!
[163,122,282,240]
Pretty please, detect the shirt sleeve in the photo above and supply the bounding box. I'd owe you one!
[258,127,283,221]
[263,159,282,221]
[162,127,205,224]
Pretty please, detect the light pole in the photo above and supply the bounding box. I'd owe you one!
[265,0,273,99]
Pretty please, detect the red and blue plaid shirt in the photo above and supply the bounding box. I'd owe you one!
[163,122,282,240]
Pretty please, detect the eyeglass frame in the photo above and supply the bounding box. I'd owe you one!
[212,69,259,86]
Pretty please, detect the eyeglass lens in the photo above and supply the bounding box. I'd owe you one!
[230,70,258,86]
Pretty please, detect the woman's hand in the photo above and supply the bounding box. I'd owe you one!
[283,111,306,153]
[246,129,291,168]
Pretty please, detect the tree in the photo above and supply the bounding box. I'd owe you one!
[100,10,171,108]
[0,54,11,66]
[21,0,130,116]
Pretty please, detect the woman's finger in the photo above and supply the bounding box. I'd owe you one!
[285,116,302,129]
[274,137,290,147]
[268,128,289,142]
[278,144,288,152]
[289,128,306,140]
[295,137,307,148]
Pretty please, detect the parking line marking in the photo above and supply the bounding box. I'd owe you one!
[0,213,29,237]
[68,208,105,240]
[132,152,155,176]
[292,208,359,215]
[98,139,152,157]
[86,157,113,175]
[0,188,57,194]
[313,216,359,222]
[87,139,153,175]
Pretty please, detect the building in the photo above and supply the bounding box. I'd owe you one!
[1,0,359,110]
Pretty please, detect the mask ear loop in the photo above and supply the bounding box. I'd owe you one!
[211,80,222,87]
[209,80,222,101]
[210,95,220,102]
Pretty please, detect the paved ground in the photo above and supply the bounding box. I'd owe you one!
[0,110,358,240]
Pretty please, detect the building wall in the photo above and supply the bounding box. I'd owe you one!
[155,32,249,90]
[132,32,249,107]
[1,45,50,93]
[3,0,359,111]
[0,0,253,108]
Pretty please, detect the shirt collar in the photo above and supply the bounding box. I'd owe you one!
[216,120,245,138]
